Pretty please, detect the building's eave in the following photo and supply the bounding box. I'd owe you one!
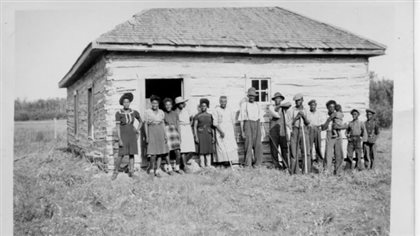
[58,42,385,88]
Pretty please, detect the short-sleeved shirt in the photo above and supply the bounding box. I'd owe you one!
[145,109,165,124]
[238,102,264,122]
[115,109,141,125]
[164,110,179,126]
[346,119,366,138]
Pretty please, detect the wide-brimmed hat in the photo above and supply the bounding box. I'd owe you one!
[280,102,292,108]
[366,108,376,114]
[308,99,316,105]
[271,92,285,100]
[293,93,303,101]
[174,97,188,105]
[119,93,134,105]
[350,109,360,115]
[247,87,258,97]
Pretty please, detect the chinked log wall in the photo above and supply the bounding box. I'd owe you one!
[104,53,369,169]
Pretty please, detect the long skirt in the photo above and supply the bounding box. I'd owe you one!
[179,124,196,153]
[147,124,169,155]
[165,125,181,151]
[215,124,238,163]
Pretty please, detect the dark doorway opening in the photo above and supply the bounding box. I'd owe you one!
[145,79,183,109]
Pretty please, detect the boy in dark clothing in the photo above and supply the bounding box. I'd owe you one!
[346,109,367,170]
[363,109,380,169]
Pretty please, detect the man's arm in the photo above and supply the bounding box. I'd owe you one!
[268,104,281,118]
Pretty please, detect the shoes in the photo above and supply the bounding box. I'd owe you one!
[175,169,185,175]
[155,170,162,178]
[111,172,118,181]
[128,172,133,178]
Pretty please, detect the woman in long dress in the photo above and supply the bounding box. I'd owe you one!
[174,97,196,165]
[213,96,239,165]
[145,95,169,177]
[193,98,215,168]
[112,92,142,180]
[163,97,184,174]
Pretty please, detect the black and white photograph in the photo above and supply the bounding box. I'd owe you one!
[0,1,416,235]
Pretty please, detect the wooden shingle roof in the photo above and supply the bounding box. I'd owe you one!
[97,7,385,52]
[59,7,386,88]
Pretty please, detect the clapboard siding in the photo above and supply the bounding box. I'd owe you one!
[102,53,368,167]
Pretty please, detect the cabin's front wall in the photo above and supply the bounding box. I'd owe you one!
[66,56,109,159]
[104,53,369,168]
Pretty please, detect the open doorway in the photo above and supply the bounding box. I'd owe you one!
[145,78,183,109]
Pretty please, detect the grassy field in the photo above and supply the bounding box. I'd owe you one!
[14,120,391,235]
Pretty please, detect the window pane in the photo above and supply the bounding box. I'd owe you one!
[261,91,267,102]
[261,80,268,90]
[252,80,259,90]
[255,92,260,102]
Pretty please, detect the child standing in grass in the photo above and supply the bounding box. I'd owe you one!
[346,109,367,170]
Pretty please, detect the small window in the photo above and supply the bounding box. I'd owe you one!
[251,78,270,102]
[74,91,78,135]
[88,87,93,138]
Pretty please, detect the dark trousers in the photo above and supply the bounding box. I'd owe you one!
[308,126,323,162]
[269,124,288,168]
[324,131,343,175]
[363,142,377,169]
[113,155,134,173]
[243,120,263,167]
[347,136,363,170]
[290,127,311,174]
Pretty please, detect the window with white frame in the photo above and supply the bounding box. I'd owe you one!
[251,78,271,102]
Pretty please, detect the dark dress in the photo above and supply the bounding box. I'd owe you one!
[115,109,141,155]
[195,112,214,154]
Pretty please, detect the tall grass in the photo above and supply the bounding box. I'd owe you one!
[14,120,391,235]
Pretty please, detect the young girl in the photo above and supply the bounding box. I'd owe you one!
[193,98,215,168]
[145,95,169,177]
[163,98,184,174]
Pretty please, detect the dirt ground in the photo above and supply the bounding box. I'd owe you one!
[14,120,391,235]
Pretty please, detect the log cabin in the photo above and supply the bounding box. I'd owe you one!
[58,7,386,170]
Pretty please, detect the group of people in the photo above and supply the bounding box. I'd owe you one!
[111,87,380,180]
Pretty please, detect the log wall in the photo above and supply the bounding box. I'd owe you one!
[102,53,369,168]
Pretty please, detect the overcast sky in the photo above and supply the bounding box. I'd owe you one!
[10,1,413,101]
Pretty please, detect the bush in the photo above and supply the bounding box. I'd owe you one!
[369,72,393,128]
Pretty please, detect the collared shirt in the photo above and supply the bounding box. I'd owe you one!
[365,119,380,143]
[286,106,310,129]
[307,110,325,127]
[346,119,367,139]
[238,101,264,122]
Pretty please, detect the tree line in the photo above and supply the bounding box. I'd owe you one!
[369,72,393,128]
[14,97,67,121]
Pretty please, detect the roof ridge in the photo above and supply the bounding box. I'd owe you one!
[274,6,386,50]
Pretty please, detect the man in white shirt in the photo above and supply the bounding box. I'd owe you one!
[286,93,311,174]
[306,99,324,164]
[238,87,264,167]
[268,92,288,169]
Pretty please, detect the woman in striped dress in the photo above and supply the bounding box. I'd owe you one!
[145,95,169,177]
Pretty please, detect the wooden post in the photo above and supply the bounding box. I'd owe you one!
[54,118,57,140]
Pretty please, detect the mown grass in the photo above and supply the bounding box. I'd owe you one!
[14,120,391,235]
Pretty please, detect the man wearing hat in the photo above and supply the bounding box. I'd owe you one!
[345,109,367,170]
[321,100,347,175]
[306,99,325,164]
[363,109,380,169]
[238,87,265,167]
[286,93,312,174]
[267,92,289,169]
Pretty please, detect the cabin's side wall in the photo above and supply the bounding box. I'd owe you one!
[66,56,109,160]
[105,53,369,167]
